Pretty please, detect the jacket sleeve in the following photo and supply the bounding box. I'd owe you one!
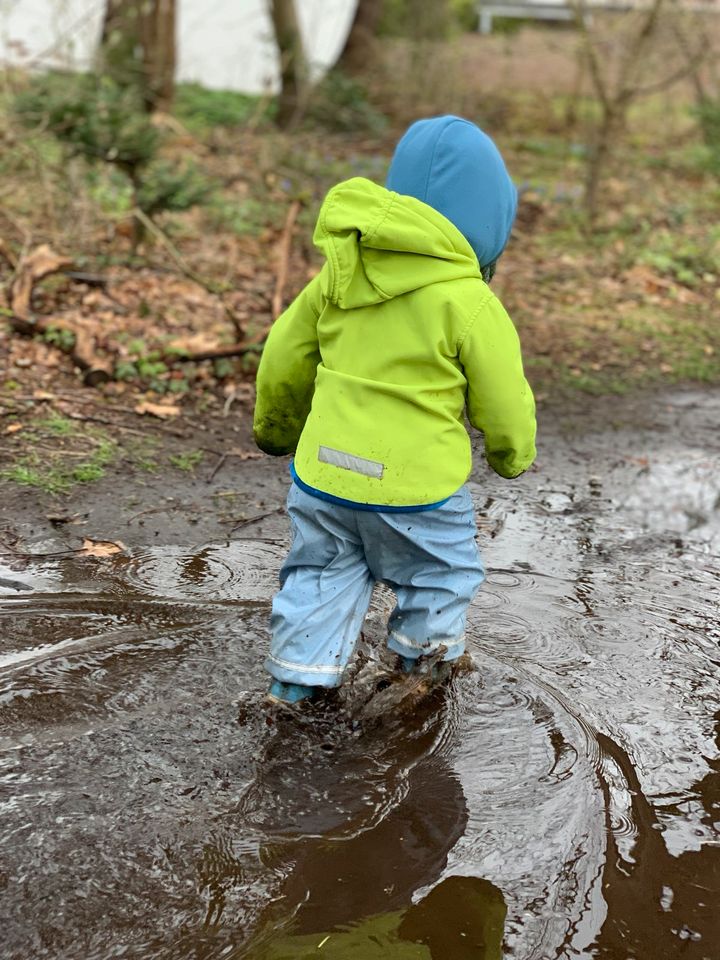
[459,293,537,479]
[253,275,324,456]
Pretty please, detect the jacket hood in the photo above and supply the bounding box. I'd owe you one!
[313,177,481,309]
[386,115,517,272]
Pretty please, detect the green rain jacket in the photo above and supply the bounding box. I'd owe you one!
[253,177,536,507]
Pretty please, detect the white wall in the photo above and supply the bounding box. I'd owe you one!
[0,0,357,92]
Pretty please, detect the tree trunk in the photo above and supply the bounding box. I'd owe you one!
[100,0,176,112]
[269,0,307,129]
[674,20,717,148]
[141,0,176,112]
[336,0,383,75]
[584,106,622,229]
[406,0,450,40]
[570,0,665,229]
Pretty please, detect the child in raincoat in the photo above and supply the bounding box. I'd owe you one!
[253,115,536,703]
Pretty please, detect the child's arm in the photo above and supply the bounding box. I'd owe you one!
[459,294,537,478]
[253,275,324,456]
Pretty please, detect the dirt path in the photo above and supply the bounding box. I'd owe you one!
[2,386,717,554]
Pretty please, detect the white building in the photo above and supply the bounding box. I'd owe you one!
[0,0,358,92]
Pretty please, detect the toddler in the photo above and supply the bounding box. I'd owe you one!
[253,115,536,703]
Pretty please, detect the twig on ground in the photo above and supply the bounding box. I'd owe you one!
[164,334,266,365]
[207,453,227,483]
[126,505,178,524]
[228,507,284,531]
[0,547,85,559]
[62,411,149,436]
[0,392,103,404]
[222,392,236,418]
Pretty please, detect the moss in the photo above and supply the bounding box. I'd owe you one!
[169,450,204,472]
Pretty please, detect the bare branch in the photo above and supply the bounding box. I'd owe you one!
[617,0,669,103]
[567,0,611,109]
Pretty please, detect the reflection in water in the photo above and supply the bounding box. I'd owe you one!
[256,704,466,922]
[254,875,507,959]
[398,876,506,960]
[1,390,719,958]
[233,694,507,958]
[234,691,507,958]
[593,723,720,957]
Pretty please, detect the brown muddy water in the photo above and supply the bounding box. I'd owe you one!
[1,390,719,959]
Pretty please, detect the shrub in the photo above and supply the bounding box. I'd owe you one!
[14,71,211,232]
[136,159,211,216]
[305,70,387,134]
[15,72,158,175]
[695,99,720,176]
[174,83,272,130]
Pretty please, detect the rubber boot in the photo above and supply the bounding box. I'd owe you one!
[398,652,453,684]
[266,680,318,704]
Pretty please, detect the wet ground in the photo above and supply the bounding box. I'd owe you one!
[1,388,719,959]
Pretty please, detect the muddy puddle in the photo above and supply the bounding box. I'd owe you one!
[1,390,719,959]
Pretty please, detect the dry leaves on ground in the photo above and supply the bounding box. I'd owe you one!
[80,537,126,557]
[134,401,181,419]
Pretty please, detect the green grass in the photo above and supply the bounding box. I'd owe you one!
[135,456,160,473]
[169,450,204,472]
[0,437,116,494]
[35,412,78,437]
[123,436,162,473]
[637,228,720,287]
[174,83,272,132]
[0,436,117,494]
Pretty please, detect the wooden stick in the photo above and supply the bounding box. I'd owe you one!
[163,334,266,364]
[272,199,302,320]
[207,452,227,483]
[229,507,284,531]
[0,547,86,559]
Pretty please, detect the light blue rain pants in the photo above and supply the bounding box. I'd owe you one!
[266,483,484,688]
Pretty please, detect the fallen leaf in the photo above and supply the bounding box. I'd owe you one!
[80,537,126,557]
[135,401,181,419]
[32,389,56,401]
[230,448,263,461]
[4,423,23,434]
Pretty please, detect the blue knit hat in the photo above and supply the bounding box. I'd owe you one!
[386,115,517,280]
